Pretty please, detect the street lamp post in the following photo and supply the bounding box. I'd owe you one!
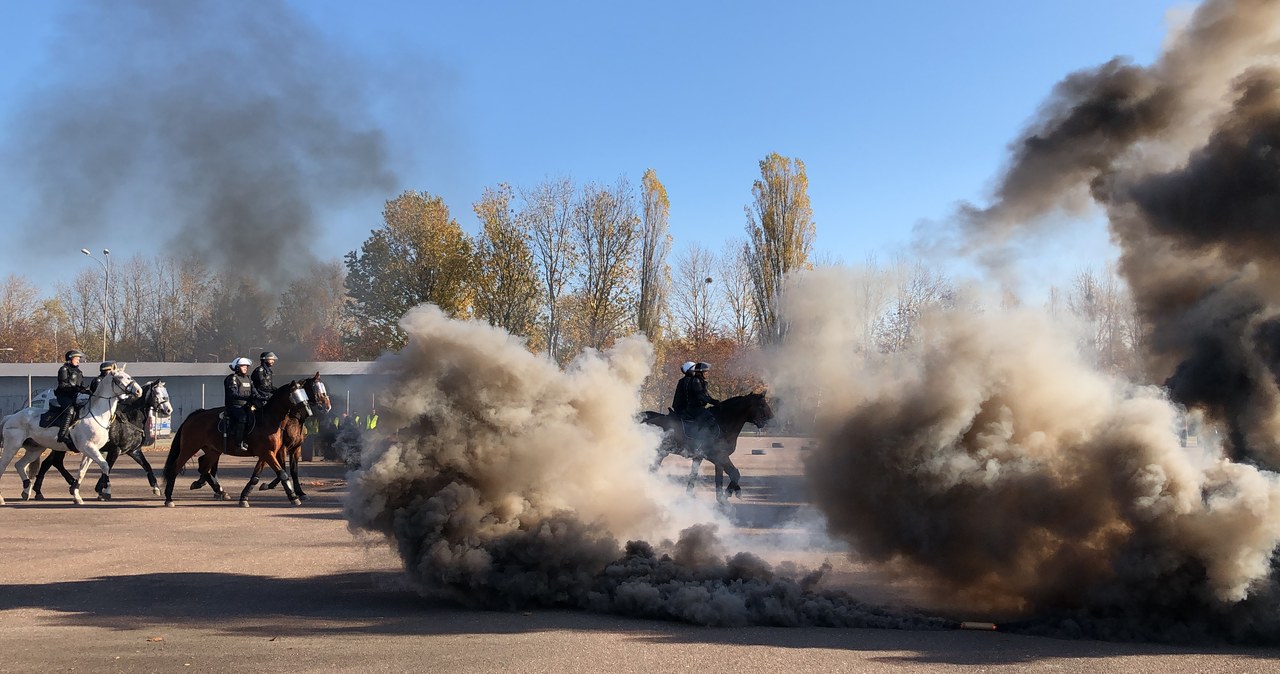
[81,248,110,361]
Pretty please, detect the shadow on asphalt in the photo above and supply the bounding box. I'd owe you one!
[0,571,1274,666]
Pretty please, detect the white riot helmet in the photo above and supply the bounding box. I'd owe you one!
[681,361,696,374]
[230,357,252,371]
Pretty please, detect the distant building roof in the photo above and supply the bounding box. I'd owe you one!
[0,361,380,378]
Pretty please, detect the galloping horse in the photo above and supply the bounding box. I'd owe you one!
[0,369,143,505]
[190,373,330,501]
[642,391,774,502]
[162,377,317,507]
[30,380,174,500]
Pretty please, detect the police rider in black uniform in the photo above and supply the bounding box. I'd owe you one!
[225,357,255,452]
[671,361,719,440]
[251,351,277,405]
[55,350,91,442]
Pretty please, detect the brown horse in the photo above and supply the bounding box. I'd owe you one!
[189,373,331,501]
[162,377,316,507]
[641,392,774,502]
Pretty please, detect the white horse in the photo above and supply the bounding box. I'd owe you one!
[0,369,142,505]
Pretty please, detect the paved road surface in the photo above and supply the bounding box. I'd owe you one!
[1,451,1278,673]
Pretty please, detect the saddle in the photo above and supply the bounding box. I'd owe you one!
[676,413,719,451]
[39,404,77,429]
[216,408,257,436]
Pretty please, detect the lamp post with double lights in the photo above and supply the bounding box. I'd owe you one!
[80,248,110,361]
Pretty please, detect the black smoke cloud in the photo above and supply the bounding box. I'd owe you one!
[344,305,948,629]
[769,0,1280,644]
[2,0,397,287]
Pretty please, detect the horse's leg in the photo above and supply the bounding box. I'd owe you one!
[17,449,45,501]
[162,432,197,507]
[126,448,161,495]
[261,450,301,506]
[75,445,113,503]
[686,457,701,493]
[289,447,306,501]
[714,462,726,503]
[255,458,278,490]
[0,434,27,505]
[33,451,74,500]
[202,455,228,501]
[95,447,119,495]
[238,460,268,508]
[650,447,668,473]
[190,452,210,490]
[722,457,741,499]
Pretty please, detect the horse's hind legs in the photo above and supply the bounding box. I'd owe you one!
[685,457,702,493]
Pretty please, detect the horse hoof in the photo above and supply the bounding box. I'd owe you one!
[98,493,112,501]
[290,498,302,506]
[239,500,250,508]
[165,501,175,508]
[21,491,30,502]
[297,493,309,502]
[33,492,45,501]
[189,480,204,490]
[152,486,162,496]
[215,492,230,501]
[257,483,271,491]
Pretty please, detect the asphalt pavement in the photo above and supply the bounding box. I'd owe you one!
[1,453,1278,673]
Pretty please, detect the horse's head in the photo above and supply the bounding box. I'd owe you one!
[282,380,314,419]
[107,369,143,400]
[304,372,332,415]
[744,390,774,429]
[145,379,174,417]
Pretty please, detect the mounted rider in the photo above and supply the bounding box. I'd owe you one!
[251,351,277,405]
[54,350,91,442]
[225,357,255,452]
[88,360,118,395]
[672,361,719,444]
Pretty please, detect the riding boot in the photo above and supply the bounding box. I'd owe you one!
[57,411,74,443]
[236,423,249,453]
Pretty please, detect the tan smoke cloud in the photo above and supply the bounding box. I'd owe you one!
[770,268,1280,640]
[344,305,947,629]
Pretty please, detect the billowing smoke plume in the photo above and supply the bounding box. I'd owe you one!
[772,270,1280,642]
[345,305,949,629]
[1,0,397,287]
[766,0,1280,644]
[952,0,1280,465]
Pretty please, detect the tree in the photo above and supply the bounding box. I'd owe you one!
[272,259,351,360]
[745,153,816,345]
[148,254,217,362]
[719,240,756,346]
[57,271,102,357]
[344,191,475,355]
[522,178,576,362]
[194,276,274,363]
[637,168,671,340]
[873,260,955,353]
[0,275,41,361]
[473,184,540,339]
[670,242,721,346]
[571,178,641,351]
[1067,266,1141,377]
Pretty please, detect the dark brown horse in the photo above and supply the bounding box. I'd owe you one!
[642,391,774,502]
[189,374,331,501]
[162,377,317,507]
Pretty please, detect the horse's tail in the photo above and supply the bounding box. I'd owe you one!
[163,426,185,480]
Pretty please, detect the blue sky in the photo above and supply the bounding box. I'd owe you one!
[0,1,1181,297]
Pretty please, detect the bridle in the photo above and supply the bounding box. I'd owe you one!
[86,372,143,430]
